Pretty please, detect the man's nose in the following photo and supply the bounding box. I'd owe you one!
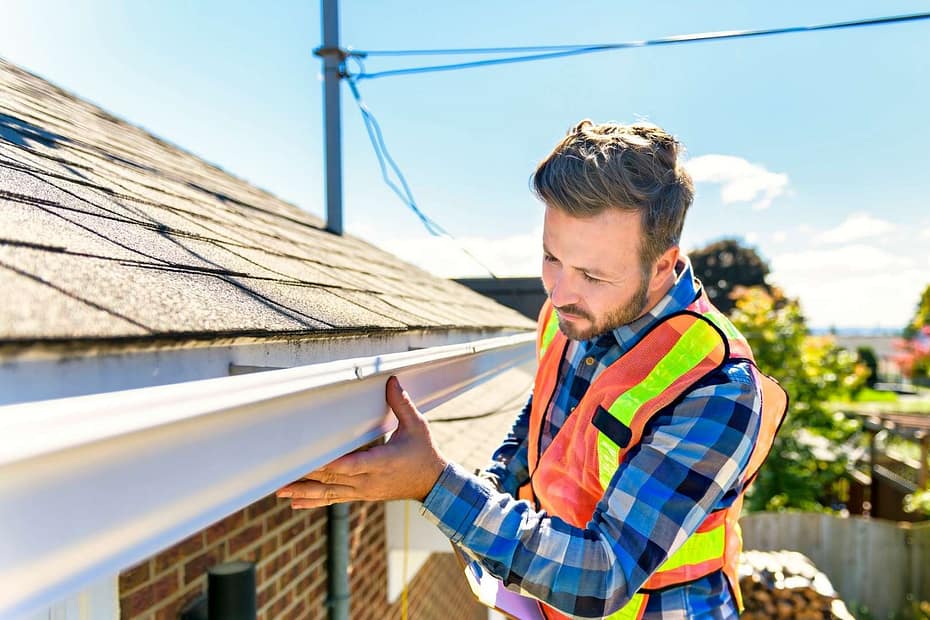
[548,272,580,308]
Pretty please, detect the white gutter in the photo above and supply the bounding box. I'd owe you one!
[0,331,535,619]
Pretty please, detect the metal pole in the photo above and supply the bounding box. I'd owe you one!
[315,4,351,616]
[207,561,256,620]
[317,0,344,235]
[327,503,351,620]
[919,432,929,490]
[868,428,878,517]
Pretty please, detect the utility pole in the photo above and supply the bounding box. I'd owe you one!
[315,6,350,617]
[315,0,344,236]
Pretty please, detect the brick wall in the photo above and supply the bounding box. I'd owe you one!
[347,502,388,620]
[119,496,489,620]
[119,497,386,620]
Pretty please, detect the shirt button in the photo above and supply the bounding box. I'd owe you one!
[585,357,595,366]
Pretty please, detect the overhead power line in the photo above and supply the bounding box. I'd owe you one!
[353,43,614,56]
[347,12,930,80]
[344,68,498,277]
[332,10,929,278]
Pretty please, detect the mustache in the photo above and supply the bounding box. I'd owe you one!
[555,304,592,320]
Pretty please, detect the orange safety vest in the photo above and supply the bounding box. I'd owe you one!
[519,294,788,620]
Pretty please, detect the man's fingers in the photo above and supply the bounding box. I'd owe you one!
[311,450,373,477]
[386,376,422,427]
[276,479,359,503]
[301,468,359,485]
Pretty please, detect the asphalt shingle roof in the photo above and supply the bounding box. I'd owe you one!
[427,359,535,471]
[0,60,534,350]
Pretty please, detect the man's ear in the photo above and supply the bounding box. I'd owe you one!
[649,246,680,293]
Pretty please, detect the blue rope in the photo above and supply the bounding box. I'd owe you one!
[350,12,930,80]
[344,68,498,277]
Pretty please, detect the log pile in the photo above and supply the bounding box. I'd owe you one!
[739,550,856,620]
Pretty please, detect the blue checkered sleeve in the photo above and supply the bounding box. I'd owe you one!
[484,392,533,495]
[421,362,761,618]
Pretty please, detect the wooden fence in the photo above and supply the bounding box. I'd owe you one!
[740,512,930,619]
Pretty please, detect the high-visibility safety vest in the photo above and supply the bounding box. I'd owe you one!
[519,293,788,620]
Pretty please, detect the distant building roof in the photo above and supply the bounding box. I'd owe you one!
[0,59,533,354]
[833,335,899,360]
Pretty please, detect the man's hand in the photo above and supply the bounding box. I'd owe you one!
[276,376,448,509]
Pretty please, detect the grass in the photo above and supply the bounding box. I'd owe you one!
[853,388,900,403]
[829,386,930,414]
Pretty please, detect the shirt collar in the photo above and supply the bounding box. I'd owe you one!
[606,255,700,351]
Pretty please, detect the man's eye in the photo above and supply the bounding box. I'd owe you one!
[582,272,603,284]
[543,254,557,263]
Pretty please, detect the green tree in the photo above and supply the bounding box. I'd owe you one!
[729,286,866,512]
[904,284,930,339]
[856,346,879,388]
[690,238,771,315]
[900,285,930,384]
[904,489,930,517]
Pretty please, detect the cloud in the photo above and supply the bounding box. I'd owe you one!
[685,155,789,210]
[351,224,543,278]
[773,244,911,275]
[920,227,930,240]
[770,244,919,328]
[815,213,896,245]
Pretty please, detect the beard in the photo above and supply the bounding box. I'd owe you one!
[552,275,650,341]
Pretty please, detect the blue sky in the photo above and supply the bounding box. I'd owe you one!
[3,1,929,329]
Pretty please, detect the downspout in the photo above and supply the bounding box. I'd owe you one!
[316,0,350,608]
[327,504,350,620]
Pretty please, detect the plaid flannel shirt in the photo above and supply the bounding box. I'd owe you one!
[420,259,762,619]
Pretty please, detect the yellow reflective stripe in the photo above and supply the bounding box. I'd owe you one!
[597,432,621,490]
[656,524,725,572]
[607,319,720,425]
[704,310,747,346]
[597,319,721,488]
[539,308,559,358]
[604,592,647,620]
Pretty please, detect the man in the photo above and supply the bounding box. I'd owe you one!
[278,120,786,619]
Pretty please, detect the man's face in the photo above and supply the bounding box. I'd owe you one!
[541,206,652,341]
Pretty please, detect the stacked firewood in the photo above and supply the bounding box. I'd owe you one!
[739,550,856,620]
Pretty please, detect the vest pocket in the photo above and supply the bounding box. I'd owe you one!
[592,405,633,448]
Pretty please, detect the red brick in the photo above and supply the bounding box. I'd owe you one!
[297,569,325,595]
[152,570,180,600]
[243,536,278,564]
[267,587,294,618]
[152,586,202,620]
[183,544,224,585]
[265,503,293,532]
[205,508,246,545]
[228,524,263,555]
[119,560,150,593]
[246,495,278,520]
[257,580,278,610]
[279,520,306,544]
[294,527,320,555]
[262,547,294,582]
[120,489,401,620]
[120,587,153,617]
[154,532,205,573]
[120,570,179,617]
[276,555,307,592]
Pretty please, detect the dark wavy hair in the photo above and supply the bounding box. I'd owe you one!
[532,120,694,271]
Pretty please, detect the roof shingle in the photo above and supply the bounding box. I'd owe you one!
[0,59,534,350]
